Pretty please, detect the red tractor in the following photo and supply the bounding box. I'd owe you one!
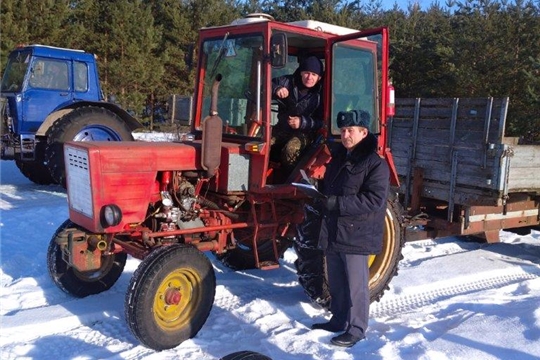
[48,14,404,350]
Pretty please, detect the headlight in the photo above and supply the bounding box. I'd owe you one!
[100,204,122,228]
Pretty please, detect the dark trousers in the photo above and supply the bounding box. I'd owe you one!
[326,251,369,338]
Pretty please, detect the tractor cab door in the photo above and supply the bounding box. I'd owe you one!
[327,28,390,154]
[261,28,391,187]
[23,57,73,133]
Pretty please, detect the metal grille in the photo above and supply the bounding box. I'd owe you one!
[65,146,93,218]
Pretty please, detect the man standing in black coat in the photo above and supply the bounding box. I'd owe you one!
[270,56,323,174]
[312,110,390,347]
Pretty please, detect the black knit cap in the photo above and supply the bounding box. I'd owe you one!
[299,56,323,76]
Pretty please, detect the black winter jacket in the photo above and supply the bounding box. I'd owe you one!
[271,69,323,134]
[318,133,390,254]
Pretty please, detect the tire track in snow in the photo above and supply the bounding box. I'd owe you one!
[371,268,540,318]
[212,266,540,321]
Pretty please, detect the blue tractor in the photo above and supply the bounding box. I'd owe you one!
[0,44,142,185]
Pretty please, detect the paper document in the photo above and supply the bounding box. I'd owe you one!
[299,169,311,184]
[291,182,327,198]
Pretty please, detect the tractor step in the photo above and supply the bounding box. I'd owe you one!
[258,261,280,270]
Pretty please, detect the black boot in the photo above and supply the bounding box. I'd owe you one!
[330,332,365,347]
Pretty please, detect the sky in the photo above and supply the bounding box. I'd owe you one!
[1,135,540,359]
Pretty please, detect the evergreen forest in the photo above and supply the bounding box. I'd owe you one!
[1,0,539,141]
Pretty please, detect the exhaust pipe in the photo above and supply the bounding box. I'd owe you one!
[201,74,223,178]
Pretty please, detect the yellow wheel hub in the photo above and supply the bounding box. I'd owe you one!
[154,268,201,331]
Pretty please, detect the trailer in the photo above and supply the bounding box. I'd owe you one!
[390,97,540,242]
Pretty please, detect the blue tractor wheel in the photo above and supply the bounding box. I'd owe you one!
[45,106,135,186]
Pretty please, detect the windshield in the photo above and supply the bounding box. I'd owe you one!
[200,34,264,137]
[1,50,31,92]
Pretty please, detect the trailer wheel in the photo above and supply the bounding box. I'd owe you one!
[216,237,291,270]
[47,220,127,297]
[15,140,55,185]
[294,195,405,305]
[45,106,134,186]
[125,244,216,350]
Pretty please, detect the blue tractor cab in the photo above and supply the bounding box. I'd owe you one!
[1,44,142,185]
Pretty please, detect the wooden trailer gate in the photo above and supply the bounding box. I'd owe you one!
[390,97,540,242]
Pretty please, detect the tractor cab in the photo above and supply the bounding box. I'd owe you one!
[189,14,392,193]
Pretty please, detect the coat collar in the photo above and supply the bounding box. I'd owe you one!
[335,132,378,163]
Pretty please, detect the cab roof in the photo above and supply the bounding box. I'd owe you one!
[12,44,96,62]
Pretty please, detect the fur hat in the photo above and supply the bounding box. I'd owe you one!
[299,56,323,76]
[337,110,371,129]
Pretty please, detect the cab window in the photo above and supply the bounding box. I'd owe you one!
[29,59,69,90]
[331,45,376,135]
[74,62,88,92]
[200,34,265,137]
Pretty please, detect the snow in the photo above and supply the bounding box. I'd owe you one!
[1,156,540,360]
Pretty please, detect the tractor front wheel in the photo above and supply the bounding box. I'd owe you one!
[125,244,216,350]
[47,220,127,297]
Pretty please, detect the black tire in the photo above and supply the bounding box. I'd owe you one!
[125,244,216,351]
[216,236,291,270]
[368,194,406,302]
[45,106,134,186]
[47,219,127,297]
[15,139,56,185]
[294,194,405,305]
[293,203,330,309]
[220,351,273,360]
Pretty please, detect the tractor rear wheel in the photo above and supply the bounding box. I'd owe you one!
[216,236,291,270]
[294,203,330,309]
[47,220,127,297]
[294,195,405,305]
[368,195,405,302]
[125,244,216,350]
[45,106,134,186]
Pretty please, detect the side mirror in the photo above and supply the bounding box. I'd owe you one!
[270,33,287,68]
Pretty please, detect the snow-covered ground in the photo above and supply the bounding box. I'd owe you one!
[1,158,539,360]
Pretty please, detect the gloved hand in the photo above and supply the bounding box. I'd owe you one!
[322,195,338,212]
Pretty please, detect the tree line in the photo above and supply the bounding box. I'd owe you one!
[1,0,538,141]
